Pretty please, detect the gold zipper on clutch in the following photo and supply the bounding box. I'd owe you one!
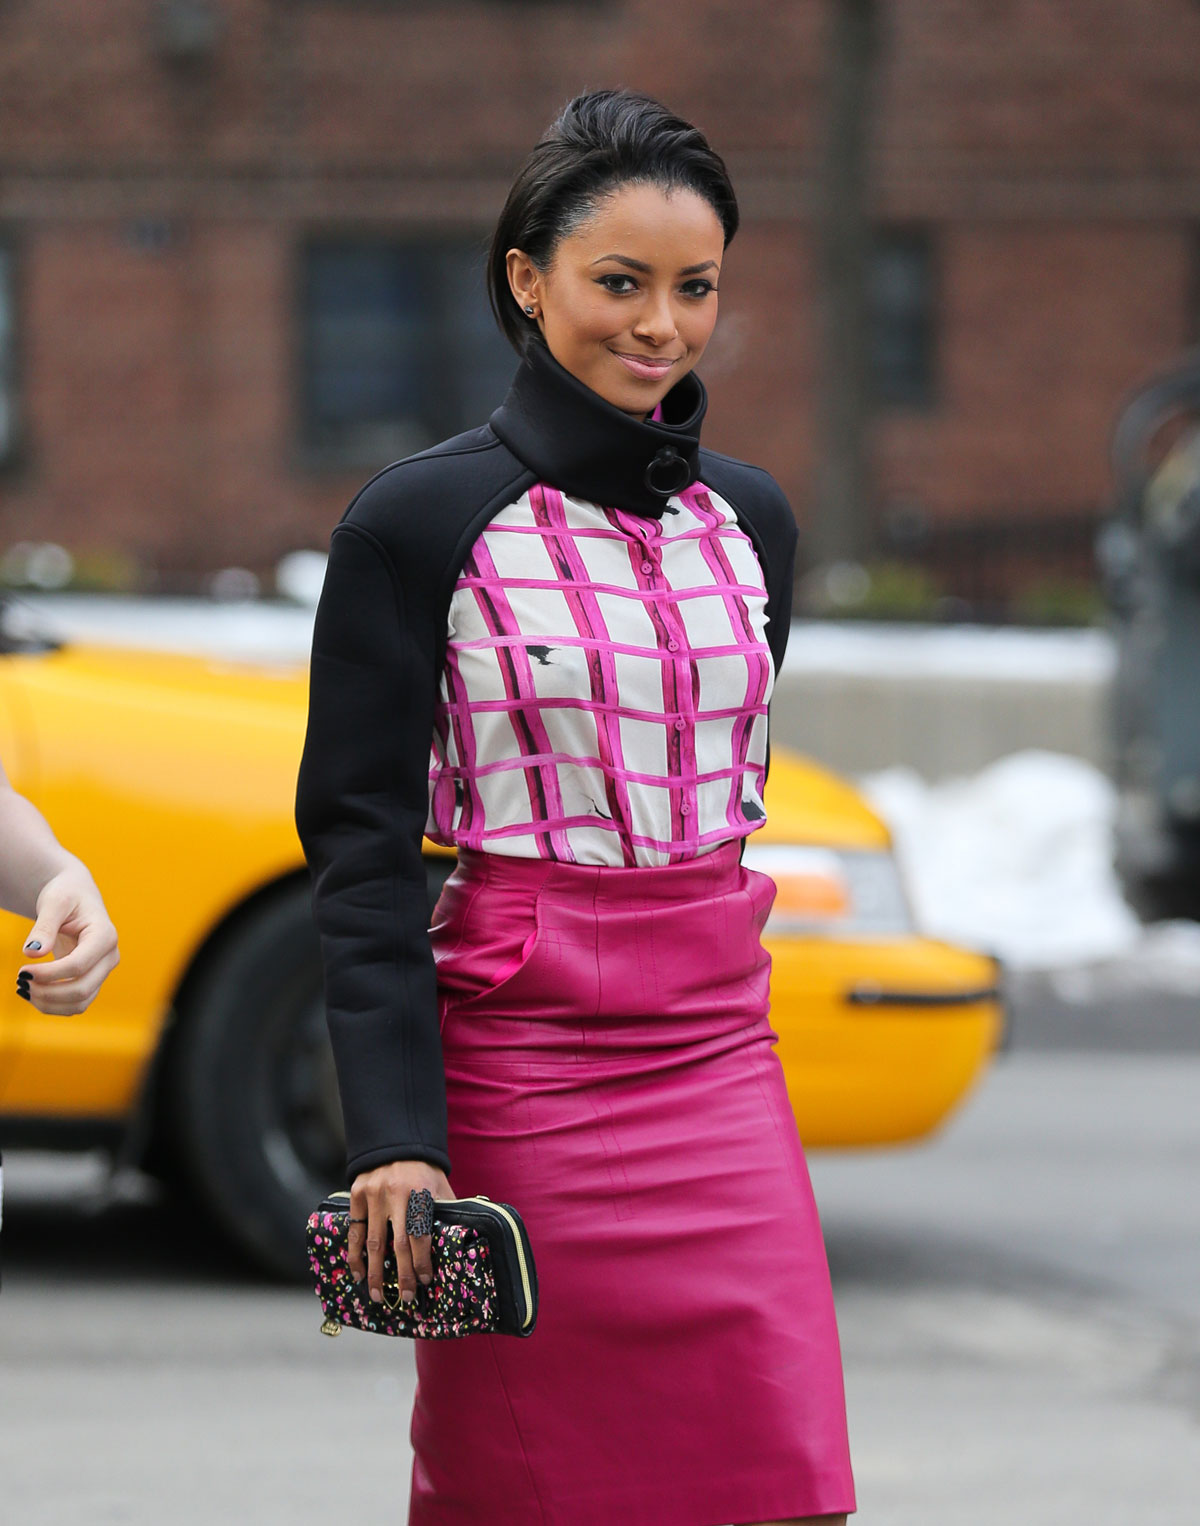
[472,1196,534,1330]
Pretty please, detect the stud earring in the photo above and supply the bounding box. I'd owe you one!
[523,305,535,316]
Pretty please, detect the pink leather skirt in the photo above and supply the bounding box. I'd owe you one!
[409,842,856,1525]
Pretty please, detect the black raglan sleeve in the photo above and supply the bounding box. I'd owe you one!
[755,473,798,678]
[294,516,450,1182]
[698,450,799,676]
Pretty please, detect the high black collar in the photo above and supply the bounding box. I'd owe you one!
[489,340,708,519]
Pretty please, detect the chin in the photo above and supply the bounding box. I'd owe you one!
[592,364,675,416]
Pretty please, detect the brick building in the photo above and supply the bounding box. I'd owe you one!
[1,0,1199,612]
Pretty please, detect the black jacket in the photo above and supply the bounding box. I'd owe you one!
[295,343,799,1183]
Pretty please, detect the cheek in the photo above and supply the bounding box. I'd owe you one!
[680,300,719,354]
[549,291,624,349]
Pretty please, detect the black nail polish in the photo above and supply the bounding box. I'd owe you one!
[16,983,31,1002]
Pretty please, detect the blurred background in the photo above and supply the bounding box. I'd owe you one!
[1,3,1199,1523]
[1,0,1189,613]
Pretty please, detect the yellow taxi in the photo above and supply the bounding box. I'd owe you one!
[0,609,1002,1277]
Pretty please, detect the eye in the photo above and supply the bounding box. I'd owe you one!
[597,273,638,295]
[681,279,717,299]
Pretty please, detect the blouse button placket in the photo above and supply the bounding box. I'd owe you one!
[630,509,696,836]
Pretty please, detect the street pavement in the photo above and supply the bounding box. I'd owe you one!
[1,989,1197,1524]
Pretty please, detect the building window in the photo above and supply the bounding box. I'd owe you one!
[870,228,936,409]
[300,237,516,464]
[0,242,17,463]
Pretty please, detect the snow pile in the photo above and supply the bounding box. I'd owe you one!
[1044,920,1200,1003]
[862,750,1200,992]
[274,550,329,607]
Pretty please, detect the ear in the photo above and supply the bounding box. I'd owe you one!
[505,248,542,319]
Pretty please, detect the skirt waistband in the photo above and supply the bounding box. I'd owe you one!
[451,840,745,906]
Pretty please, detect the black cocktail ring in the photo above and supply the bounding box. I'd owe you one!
[405,1187,435,1238]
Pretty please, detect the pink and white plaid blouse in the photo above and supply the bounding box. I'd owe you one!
[427,480,774,867]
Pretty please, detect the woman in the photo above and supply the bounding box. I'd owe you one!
[297,90,856,1526]
[1,757,119,1013]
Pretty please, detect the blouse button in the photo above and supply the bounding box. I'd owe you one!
[667,639,679,652]
[640,561,654,574]
[674,719,686,732]
[680,801,692,815]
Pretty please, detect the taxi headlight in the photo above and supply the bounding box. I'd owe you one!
[742,843,914,937]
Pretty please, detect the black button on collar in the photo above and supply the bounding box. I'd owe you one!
[644,446,692,499]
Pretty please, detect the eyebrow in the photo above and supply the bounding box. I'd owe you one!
[589,254,719,276]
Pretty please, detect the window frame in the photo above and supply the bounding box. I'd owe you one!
[294,228,513,472]
[869,223,938,413]
[0,230,24,472]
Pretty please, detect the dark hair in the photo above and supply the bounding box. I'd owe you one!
[487,89,739,354]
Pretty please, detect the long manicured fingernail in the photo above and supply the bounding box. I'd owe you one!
[17,983,31,1002]
[23,939,42,953]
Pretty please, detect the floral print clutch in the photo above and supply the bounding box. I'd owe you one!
[306,1190,538,1340]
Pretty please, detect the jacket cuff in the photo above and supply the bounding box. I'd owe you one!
[345,1142,452,1184]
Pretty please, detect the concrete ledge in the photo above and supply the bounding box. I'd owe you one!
[772,623,1115,780]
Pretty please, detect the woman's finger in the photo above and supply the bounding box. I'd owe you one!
[19,922,118,986]
[17,957,116,1011]
[16,951,120,1014]
[387,1196,421,1306]
[21,892,74,962]
[406,1187,435,1286]
[346,1220,367,1284]
[23,985,98,1016]
[409,1229,434,1286]
[365,1202,389,1304]
[346,1194,368,1284]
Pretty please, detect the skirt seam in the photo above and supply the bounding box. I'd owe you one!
[484,1338,549,1525]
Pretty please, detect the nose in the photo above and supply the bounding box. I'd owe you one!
[631,288,678,347]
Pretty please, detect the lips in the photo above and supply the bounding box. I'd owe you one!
[611,351,679,382]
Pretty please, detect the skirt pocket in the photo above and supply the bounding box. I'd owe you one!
[434,882,545,1024]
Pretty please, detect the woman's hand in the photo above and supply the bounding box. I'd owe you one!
[348,1160,453,1306]
[16,862,120,1015]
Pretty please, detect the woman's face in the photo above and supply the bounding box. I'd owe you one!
[507,182,725,416]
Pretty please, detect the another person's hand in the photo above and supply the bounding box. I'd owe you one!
[348,1160,453,1307]
[16,861,120,1015]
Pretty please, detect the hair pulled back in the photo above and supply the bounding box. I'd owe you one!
[488,89,739,354]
